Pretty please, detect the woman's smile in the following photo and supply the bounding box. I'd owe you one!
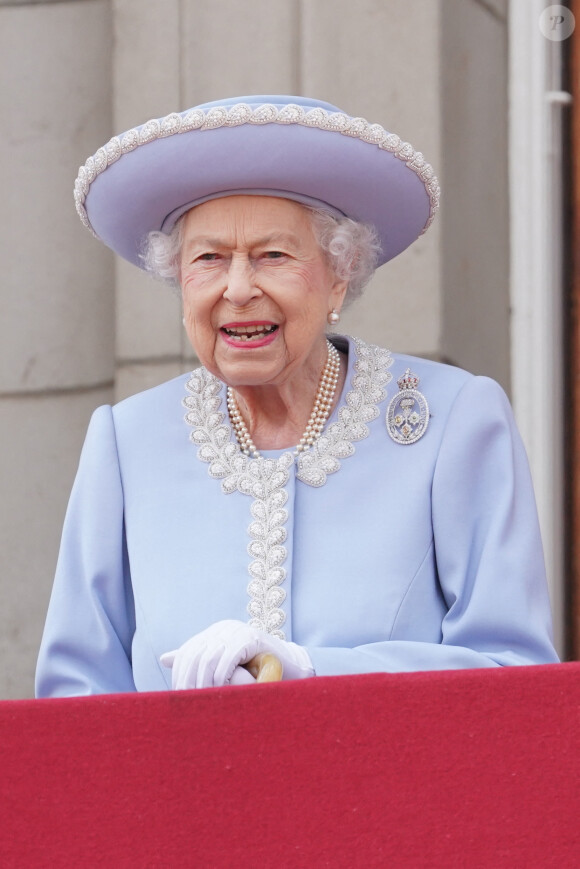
[220,321,279,347]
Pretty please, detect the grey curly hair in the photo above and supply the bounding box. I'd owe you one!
[141,203,381,306]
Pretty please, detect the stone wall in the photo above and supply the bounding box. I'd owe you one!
[0,0,114,698]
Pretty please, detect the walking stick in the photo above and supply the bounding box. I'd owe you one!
[245,653,283,682]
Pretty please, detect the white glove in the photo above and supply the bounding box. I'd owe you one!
[229,666,257,686]
[160,619,314,690]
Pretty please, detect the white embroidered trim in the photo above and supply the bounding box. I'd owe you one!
[296,338,392,486]
[74,103,440,237]
[183,372,292,638]
[182,338,393,638]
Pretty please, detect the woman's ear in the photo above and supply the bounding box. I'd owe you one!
[330,277,348,312]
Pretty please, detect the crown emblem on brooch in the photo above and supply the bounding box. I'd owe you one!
[397,368,419,391]
[386,368,430,445]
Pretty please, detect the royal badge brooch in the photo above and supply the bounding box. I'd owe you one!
[386,368,429,445]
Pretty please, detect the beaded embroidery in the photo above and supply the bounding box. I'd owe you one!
[74,103,440,237]
[183,338,393,638]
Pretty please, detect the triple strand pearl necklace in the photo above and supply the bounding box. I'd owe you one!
[226,339,341,459]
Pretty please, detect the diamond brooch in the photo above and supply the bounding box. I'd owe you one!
[386,368,429,445]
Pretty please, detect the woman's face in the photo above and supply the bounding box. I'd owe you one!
[179,195,347,389]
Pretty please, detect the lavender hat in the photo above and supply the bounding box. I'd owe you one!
[74,95,440,269]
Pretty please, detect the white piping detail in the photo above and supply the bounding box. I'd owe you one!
[74,104,440,237]
[182,337,393,637]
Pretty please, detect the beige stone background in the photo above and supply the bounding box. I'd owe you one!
[0,0,513,698]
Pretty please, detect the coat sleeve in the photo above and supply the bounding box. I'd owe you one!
[35,405,137,697]
[307,375,559,676]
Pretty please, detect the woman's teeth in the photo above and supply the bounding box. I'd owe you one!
[223,325,277,341]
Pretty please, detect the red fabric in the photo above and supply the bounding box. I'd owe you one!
[1,664,579,867]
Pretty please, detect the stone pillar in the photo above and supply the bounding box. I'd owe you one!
[302,0,443,358]
[112,0,184,401]
[0,0,114,698]
[440,0,510,391]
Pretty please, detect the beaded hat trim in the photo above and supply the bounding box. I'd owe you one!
[74,102,440,241]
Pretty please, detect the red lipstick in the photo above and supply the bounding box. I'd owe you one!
[220,321,279,348]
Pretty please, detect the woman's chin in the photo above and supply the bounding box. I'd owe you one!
[212,342,286,388]
[218,369,282,390]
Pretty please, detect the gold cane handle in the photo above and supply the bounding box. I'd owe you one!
[245,653,283,682]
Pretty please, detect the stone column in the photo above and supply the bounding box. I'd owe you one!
[112,0,184,401]
[301,0,443,358]
[0,0,114,698]
[440,0,510,391]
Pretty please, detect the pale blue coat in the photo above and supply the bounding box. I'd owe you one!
[36,337,558,696]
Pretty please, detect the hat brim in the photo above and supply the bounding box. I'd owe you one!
[75,96,439,269]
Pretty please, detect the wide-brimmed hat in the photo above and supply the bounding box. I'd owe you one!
[74,94,439,269]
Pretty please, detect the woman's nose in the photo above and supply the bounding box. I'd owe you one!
[222,257,261,306]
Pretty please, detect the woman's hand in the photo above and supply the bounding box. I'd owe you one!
[160,619,314,689]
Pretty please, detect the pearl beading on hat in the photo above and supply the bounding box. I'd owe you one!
[74,103,440,238]
[226,339,341,458]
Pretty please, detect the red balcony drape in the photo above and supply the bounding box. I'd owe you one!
[1,664,578,867]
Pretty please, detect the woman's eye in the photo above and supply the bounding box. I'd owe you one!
[197,252,219,261]
[263,251,285,259]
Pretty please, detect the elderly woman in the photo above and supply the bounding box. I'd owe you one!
[36,95,558,696]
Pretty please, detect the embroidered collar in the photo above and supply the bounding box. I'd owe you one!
[183,336,393,493]
[182,336,392,638]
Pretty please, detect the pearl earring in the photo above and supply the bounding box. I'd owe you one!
[327,309,340,326]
